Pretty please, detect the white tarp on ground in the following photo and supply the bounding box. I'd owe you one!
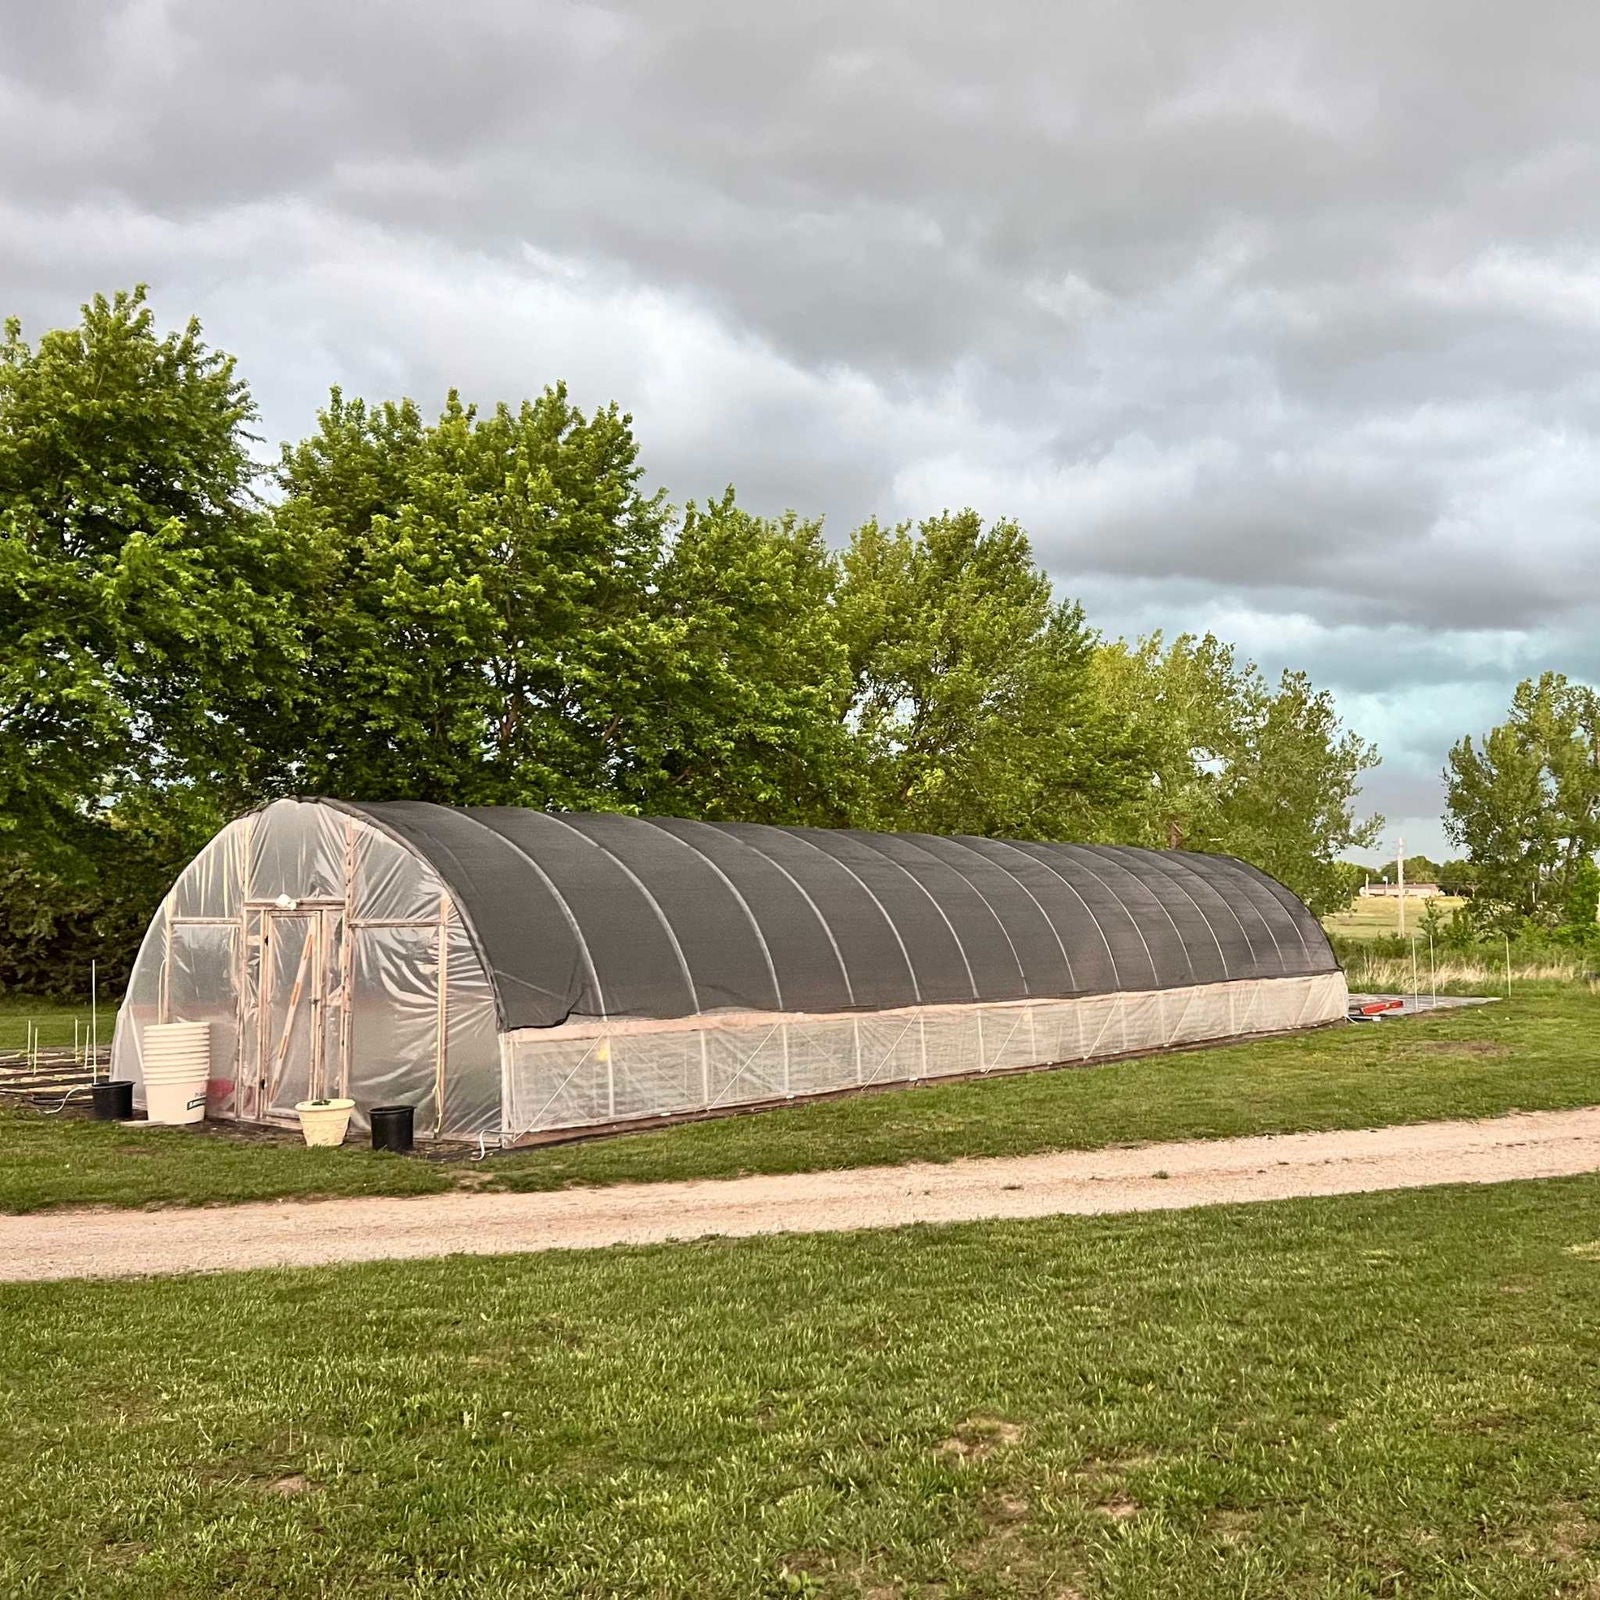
[501,970,1348,1142]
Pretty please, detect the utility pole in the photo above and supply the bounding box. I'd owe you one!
[1396,837,1406,938]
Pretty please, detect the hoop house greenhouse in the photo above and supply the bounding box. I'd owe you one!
[112,799,1347,1144]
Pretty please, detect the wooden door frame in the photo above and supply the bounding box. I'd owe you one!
[238,903,350,1124]
[257,910,317,1124]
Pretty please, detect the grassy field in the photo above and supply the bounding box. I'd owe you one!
[0,1114,452,1212]
[6,1174,1600,1597]
[2,986,1599,1212]
[1323,894,1466,941]
[0,994,113,1053]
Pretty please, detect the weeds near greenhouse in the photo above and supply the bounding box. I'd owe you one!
[1340,952,1594,991]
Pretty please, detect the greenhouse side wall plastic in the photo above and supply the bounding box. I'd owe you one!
[501,969,1348,1140]
[111,812,254,1110]
[112,800,504,1141]
[110,906,166,1093]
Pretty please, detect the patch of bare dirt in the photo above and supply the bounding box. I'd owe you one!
[98,1541,149,1567]
[1547,1509,1593,1559]
[1095,1496,1140,1521]
[262,1473,316,1497]
[939,1417,1024,1459]
[1208,1507,1258,1544]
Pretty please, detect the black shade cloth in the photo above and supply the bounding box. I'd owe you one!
[325,801,1338,1030]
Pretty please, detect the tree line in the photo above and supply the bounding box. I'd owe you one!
[1442,672,1600,948]
[1,290,1380,996]
[1334,856,1477,899]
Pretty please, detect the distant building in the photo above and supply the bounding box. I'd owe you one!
[1359,881,1443,899]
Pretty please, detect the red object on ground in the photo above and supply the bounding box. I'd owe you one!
[1357,1000,1404,1015]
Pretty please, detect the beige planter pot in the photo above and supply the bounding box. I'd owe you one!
[294,1098,356,1147]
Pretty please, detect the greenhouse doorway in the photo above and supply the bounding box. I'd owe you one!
[245,904,347,1124]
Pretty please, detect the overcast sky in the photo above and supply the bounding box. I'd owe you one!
[7,1,1600,862]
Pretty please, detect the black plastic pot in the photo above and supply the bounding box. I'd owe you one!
[90,1080,135,1121]
[369,1104,415,1154]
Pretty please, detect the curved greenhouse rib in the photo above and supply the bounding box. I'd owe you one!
[903,835,1033,996]
[1150,849,1269,971]
[536,813,701,1014]
[699,824,859,1006]
[449,809,610,1018]
[842,831,981,1000]
[1121,847,1233,976]
[1187,854,1294,970]
[1014,841,1158,988]
[1086,844,1226,981]
[1076,845,1197,986]
[980,837,1118,987]
[635,818,784,1011]
[1237,860,1322,968]
[772,828,923,1004]
[950,835,1078,993]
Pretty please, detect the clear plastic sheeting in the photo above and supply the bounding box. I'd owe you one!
[350,818,443,924]
[170,816,249,920]
[248,800,348,906]
[112,921,164,1099]
[348,923,441,1134]
[166,923,240,1117]
[444,912,502,1137]
[503,972,1349,1141]
[112,800,504,1140]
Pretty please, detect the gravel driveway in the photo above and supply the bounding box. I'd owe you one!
[7,1105,1600,1283]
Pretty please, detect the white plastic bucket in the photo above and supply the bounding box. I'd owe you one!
[142,1021,212,1125]
[295,1099,356,1147]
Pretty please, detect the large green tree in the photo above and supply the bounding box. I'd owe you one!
[625,491,862,822]
[1,287,1396,994]
[1090,633,1381,913]
[274,387,669,807]
[1444,672,1600,923]
[835,510,1143,838]
[0,289,298,992]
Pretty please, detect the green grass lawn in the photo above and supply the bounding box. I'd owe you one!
[0,1114,452,1213]
[6,1174,1600,1597]
[3,985,1598,1212]
[1323,895,1467,941]
[0,994,113,1053]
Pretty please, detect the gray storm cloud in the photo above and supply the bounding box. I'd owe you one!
[6,0,1600,859]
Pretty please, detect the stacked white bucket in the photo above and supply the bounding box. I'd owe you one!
[142,1021,212,1125]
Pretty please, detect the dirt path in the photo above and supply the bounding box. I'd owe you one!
[8,1106,1600,1284]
